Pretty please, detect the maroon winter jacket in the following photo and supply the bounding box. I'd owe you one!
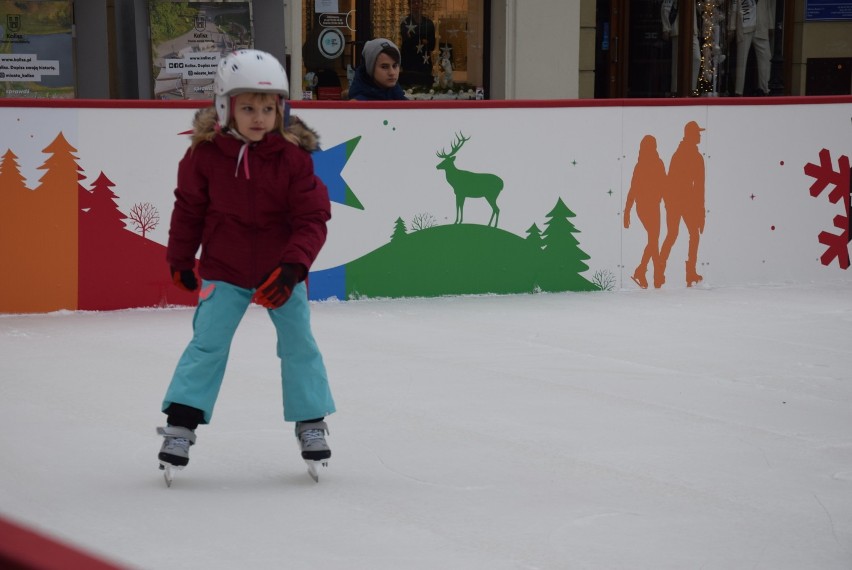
[166,112,331,289]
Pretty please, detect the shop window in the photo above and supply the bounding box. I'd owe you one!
[806,58,852,95]
[301,0,356,100]
[371,0,485,98]
[301,0,486,100]
[597,0,788,98]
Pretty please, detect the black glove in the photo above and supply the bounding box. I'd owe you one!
[252,264,303,309]
[171,266,199,292]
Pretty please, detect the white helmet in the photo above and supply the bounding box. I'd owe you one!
[214,49,290,127]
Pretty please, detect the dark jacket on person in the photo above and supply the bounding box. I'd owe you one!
[348,64,408,101]
[166,107,331,289]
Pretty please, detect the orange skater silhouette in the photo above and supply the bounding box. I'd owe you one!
[624,135,665,289]
[659,121,706,287]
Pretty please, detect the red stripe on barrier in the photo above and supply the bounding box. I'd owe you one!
[0,95,850,111]
[0,516,127,570]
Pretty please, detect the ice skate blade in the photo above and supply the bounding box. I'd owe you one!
[159,461,184,488]
[630,275,648,289]
[305,459,328,483]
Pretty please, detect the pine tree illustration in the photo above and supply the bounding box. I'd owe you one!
[87,172,128,232]
[0,149,28,196]
[541,197,591,273]
[525,223,544,248]
[0,149,30,310]
[30,133,85,310]
[36,133,85,198]
[390,217,408,241]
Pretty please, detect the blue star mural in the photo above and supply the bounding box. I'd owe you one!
[312,136,363,210]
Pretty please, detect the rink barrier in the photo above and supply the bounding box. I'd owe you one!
[0,96,850,312]
[0,515,127,570]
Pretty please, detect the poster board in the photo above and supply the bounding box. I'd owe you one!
[149,0,253,100]
[0,0,74,98]
[806,0,852,20]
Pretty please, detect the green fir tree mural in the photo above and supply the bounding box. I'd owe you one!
[535,197,595,292]
[525,223,544,247]
[390,217,408,241]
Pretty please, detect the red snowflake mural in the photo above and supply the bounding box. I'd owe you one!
[804,149,851,269]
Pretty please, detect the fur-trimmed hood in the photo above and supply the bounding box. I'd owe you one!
[189,106,321,152]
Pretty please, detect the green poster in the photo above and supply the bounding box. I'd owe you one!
[0,1,74,99]
[149,0,253,100]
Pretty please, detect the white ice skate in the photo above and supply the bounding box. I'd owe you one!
[156,426,196,487]
[296,421,331,482]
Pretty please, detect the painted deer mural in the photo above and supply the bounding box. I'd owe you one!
[436,132,504,227]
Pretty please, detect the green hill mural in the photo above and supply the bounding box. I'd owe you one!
[343,196,599,298]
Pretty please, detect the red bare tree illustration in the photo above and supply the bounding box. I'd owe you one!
[128,202,160,238]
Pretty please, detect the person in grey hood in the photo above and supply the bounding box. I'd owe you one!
[348,38,408,101]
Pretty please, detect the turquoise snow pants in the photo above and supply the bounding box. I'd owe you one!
[162,280,335,424]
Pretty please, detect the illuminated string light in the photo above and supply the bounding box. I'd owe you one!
[695,0,726,96]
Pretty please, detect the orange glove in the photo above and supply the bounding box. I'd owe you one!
[252,264,302,309]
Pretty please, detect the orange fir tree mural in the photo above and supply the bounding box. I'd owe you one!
[0,132,198,313]
[37,134,83,310]
[0,149,32,310]
[0,151,27,249]
[0,135,81,312]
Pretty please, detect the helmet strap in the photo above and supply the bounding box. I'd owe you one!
[229,96,237,127]
[282,98,291,127]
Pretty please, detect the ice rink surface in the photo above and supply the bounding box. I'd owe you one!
[1,282,851,569]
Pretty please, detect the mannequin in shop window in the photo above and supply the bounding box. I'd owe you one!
[728,0,776,96]
[399,0,436,87]
[661,0,700,95]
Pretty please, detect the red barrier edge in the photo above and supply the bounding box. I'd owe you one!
[0,516,128,570]
[0,94,851,111]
